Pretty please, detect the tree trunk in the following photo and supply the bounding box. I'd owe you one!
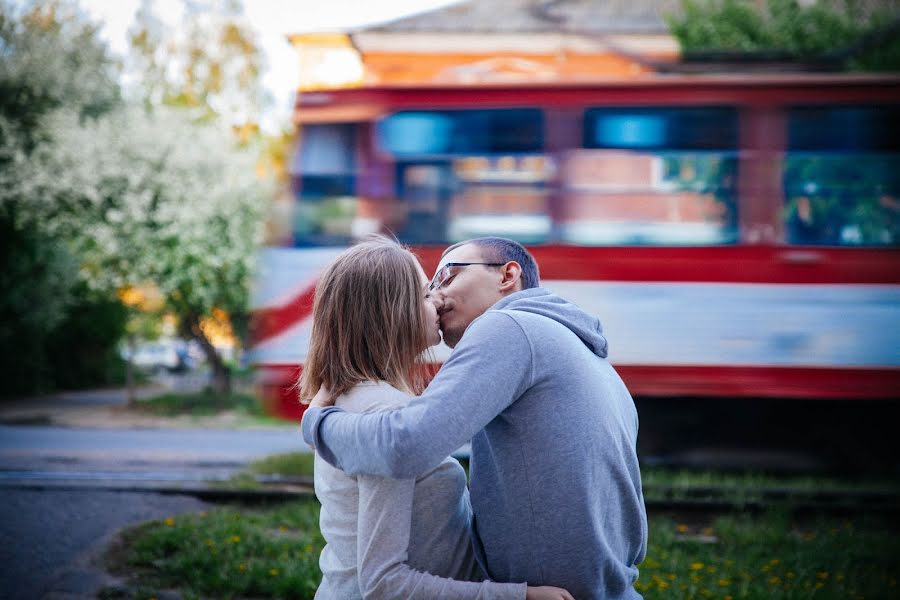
[182,312,231,397]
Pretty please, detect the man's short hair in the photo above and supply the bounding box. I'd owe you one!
[442,237,540,290]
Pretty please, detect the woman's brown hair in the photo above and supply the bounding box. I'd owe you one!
[298,235,431,404]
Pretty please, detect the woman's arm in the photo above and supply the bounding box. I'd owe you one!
[355,473,526,600]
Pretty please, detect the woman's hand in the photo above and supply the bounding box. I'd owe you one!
[526,585,576,600]
[309,385,334,408]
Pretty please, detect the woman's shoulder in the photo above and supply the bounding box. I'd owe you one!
[334,381,412,413]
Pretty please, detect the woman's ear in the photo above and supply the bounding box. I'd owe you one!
[498,261,522,292]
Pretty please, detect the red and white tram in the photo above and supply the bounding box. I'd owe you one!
[251,74,900,420]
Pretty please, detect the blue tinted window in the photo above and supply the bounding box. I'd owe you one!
[788,105,900,151]
[378,109,544,156]
[290,123,359,247]
[584,107,738,150]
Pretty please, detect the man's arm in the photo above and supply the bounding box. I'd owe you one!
[301,311,533,478]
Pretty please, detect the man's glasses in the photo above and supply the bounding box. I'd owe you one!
[429,262,505,291]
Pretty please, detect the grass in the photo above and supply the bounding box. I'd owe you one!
[222,452,315,490]
[133,391,293,426]
[640,467,900,504]
[638,512,900,599]
[106,501,325,600]
[107,503,900,600]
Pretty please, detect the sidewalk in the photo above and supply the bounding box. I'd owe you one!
[0,374,291,430]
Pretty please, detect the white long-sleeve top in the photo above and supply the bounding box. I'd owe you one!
[313,381,526,600]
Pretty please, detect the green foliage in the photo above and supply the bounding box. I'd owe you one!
[249,452,316,478]
[0,1,128,395]
[136,391,266,417]
[0,0,120,146]
[44,285,129,390]
[668,0,900,71]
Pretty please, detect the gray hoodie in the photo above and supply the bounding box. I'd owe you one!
[303,288,647,600]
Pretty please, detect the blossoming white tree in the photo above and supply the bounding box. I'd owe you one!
[11,107,269,393]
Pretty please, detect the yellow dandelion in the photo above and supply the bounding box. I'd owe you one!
[676,524,689,533]
[667,574,676,581]
[239,562,247,572]
[706,565,716,573]
[163,517,175,527]
[769,559,781,566]
[305,544,314,553]
[816,582,825,590]
[836,573,845,582]
[787,571,796,579]
[278,526,288,533]
[270,568,279,576]
[702,527,713,536]
[817,571,830,580]
[719,578,731,586]
[725,596,733,600]
[769,576,782,586]
[205,539,215,547]
[657,581,669,590]
[690,562,705,571]
[230,535,241,543]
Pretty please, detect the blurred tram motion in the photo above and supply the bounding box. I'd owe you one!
[251,74,900,429]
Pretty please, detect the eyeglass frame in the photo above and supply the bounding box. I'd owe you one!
[428,262,506,292]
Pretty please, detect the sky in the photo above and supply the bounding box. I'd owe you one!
[80,0,462,132]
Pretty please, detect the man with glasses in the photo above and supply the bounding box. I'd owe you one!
[303,237,647,600]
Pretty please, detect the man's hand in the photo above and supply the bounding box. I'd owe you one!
[526,586,576,600]
[310,384,333,408]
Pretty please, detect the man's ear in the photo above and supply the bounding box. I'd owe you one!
[498,261,522,292]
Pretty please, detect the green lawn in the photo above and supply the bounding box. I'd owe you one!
[105,502,324,600]
[107,502,899,600]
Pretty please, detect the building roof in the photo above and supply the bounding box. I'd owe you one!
[365,0,683,35]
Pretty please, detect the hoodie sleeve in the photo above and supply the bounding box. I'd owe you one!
[302,311,534,478]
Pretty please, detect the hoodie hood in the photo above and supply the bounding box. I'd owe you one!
[491,288,609,358]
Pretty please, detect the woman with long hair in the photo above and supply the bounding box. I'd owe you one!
[300,236,572,600]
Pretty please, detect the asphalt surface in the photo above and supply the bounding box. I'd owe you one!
[0,378,312,599]
[0,424,308,462]
[0,488,210,600]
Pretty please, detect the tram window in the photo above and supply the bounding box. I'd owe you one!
[378,109,551,245]
[289,123,360,246]
[377,109,543,156]
[784,106,900,246]
[562,107,738,246]
[393,156,555,245]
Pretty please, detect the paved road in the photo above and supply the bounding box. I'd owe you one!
[0,488,210,600]
[0,425,308,463]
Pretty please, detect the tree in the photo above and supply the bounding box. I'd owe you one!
[667,0,900,71]
[13,107,269,394]
[0,0,123,396]
[127,0,266,124]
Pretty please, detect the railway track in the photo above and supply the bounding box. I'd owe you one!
[3,470,896,516]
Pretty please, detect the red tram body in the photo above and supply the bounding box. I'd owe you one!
[251,75,900,420]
